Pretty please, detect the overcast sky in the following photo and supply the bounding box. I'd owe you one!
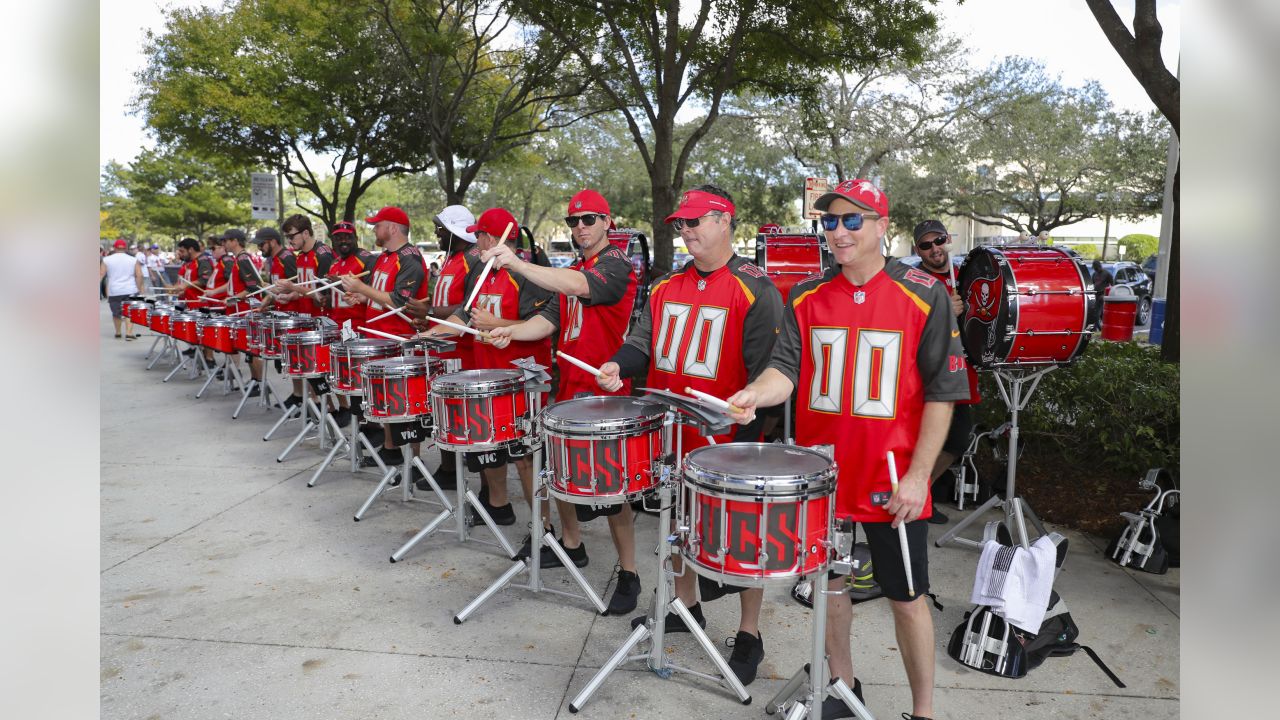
[99,0,1181,170]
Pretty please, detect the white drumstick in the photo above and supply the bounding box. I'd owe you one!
[424,315,485,338]
[178,276,203,290]
[357,326,411,341]
[306,279,343,296]
[367,304,413,323]
[887,451,915,598]
[226,307,256,316]
[463,221,514,312]
[948,258,957,293]
[558,350,604,378]
[684,386,745,414]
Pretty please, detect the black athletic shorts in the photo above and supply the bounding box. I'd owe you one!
[108,294,130,319]
[465,443,529,472]
[829,519,930,602]
[942,403,974,458]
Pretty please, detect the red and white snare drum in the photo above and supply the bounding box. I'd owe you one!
[283,324,343,377]
[681,443,836,586]
[171,313,201,344]
[543,396,668,505]
[328,338,402,396]
[124,301,149,327]
[430,369,532,451]
[959,245,1097,368]
[245,312,281,355]
[755,231,830,300]
[149,308,174,335]
[199,317,237,354]
[259,314,319,359]
[362,356,439,422]
[231,318,250,353]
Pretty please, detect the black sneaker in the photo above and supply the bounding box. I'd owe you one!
[329,407,352,428]
[630,602,705,633]
[418,469,455,491]
[819,678,864,719]
[726,630,765,686]
[246,386,261,398]
[540,538,588,569]
[901,714,934,720]
[606,570,641,615]
[283,394,302,408]
[514,523,556,562]
[470,500,516,526]
[927,504,948,525]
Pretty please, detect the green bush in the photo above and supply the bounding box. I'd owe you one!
[1118,233,1158,261]
[974,340,1179,477]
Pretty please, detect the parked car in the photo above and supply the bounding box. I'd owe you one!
[1102,261,1153,326]
[1141,254,1158,281]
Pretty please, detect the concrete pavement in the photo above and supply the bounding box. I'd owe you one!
[100,304,1179,719]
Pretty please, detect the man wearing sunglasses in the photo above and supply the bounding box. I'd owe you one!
[725,180,969,720]
[483,189,642,613]
[595,184,783,687]
[912,220,981,526]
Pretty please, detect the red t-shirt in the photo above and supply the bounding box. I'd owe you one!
[328,248,375,329]
[770,261,970,522]
[624,255,782,453]
[268,249,299,313]
[924,266,981,404]
[227,251,261,311]
[364,244,428,336]
[457,245,553,371]
[538,244,637,401]
[293,243,335,316]
[206,255,232,301]
[179,254,213,301]
[431,249,473,367]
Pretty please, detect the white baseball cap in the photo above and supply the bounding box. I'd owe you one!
[435,205,477,243]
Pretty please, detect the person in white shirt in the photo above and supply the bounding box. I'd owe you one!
[101,239,144,339]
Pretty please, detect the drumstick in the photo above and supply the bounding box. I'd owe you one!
[684,386,744,414]
[463,222,514,312]
[948,258,957,293]
[367,304,413,323]
[226,307,256,316]
[178,276,203,290]
[308,270,370,296]
[557,350,604,378]
[423,315,486,338]
[358,326,411,341]
[886,451,916,598]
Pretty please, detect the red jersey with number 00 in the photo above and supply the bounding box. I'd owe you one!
[293,243,335,316]
[364,244,428,337]
[432,250,473,367]
[554,246,636,400]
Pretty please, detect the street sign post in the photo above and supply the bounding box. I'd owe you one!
[251,172,278,221]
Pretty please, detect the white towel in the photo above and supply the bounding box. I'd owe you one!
[970,536,1060,634]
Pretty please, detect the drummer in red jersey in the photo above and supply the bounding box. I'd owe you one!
[594,185,783,686]
[911,219,982,524]
[219,229,268,394]
[323,221,375,426]
[426,208,554,537]
[726,180,969,720]
[340,206,432,475]
[253,226,304,408]
[167,237,212,303]
[484,189,641,613]
[275,214,336,318]
[404,204,477,489]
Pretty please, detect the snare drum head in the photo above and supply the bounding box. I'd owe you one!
[684,443,835,497]
[363,356,430,378]
[334,338,401,356]
[542,396,666,433]
[432,369,523,394]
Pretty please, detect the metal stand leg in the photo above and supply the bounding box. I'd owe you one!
[390,447,518,564]
[162,345,194,382]
[275,381,316,462]
[452,456,607,624]
[263,396,301,441]
[568,479,751,712]
[195,356,221,398]
[144,334,162,360]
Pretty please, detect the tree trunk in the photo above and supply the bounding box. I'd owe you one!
[1160,164,1179,362]
[1102,213,1111,259]
[649,120,677,273]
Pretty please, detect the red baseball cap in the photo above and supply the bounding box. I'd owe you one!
[113,238,128,249]
[330,221,357,237]
[567,189,610,216]
[664,189,736,224]
[364,206,411,227]
[813,178,889,217]
[466,207,519,240]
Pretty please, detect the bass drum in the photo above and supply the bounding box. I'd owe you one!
[959,245,1097,368]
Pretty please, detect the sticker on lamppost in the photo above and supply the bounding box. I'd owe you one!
[251,172,278,220]
[803,177,831,220]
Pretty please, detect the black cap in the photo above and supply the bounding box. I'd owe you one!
[252,227,281,244]
[913,219,947,242]
[221,228,247,243]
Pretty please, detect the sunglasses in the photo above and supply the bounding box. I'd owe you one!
[820,212,878,232]
[672,212,721,232]
[283,229,306,240]
[916,235,949,250]
[564,213,607,228]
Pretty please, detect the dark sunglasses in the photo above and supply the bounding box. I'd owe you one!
[672,212,721,232]
[916,235,949,250]
[283,229,306,240]
[564,213,606,228]
[820,212,878,232]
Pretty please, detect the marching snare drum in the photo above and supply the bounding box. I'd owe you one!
[328,338,402,396]
[259,314,318,359]
[361,356,439,422]
[543,396,667,505]
[430,369,531,451]
[171,313,201,344]
[231,317,250,353]
[681,443,836,586]
[199,316,236,354]
[283,323,343,378]
[960,245,1096,368]
[124,301,149,327]
[149,308,174,335]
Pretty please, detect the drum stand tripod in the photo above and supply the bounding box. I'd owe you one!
[306,400,391,487]
[936,366,1055,551]
[452,451,611,624]
[275,380,342,463]
[353,437,453,524]
[230,355,284,420]
[161,341,210,383]
[262,361,304,441]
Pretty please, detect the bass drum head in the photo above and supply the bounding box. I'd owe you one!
[958,247,1015,368]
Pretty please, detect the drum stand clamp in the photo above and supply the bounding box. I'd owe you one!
[452,464,608,624]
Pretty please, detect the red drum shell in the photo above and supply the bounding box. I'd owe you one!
[756,233,830,300]
[200,320,236,354]
[430,370,529,450]
[543,396,667,503]
[362,357,437,421]
[959,245,1096,368]
[171,314,200,344]
[328,339,403,395]
[284,327,342,377]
